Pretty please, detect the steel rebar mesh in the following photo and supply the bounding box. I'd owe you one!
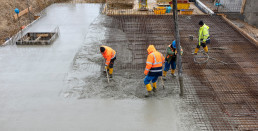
[103,1,258,129]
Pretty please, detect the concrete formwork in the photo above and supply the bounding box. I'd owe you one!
[0,3,257,131]
[96,15,258,130]
[0,4,194,131]
[67,13,258,130]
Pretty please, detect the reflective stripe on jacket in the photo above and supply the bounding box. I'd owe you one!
[144,45,165,76]
[199,24,210,45]
[101,46,116,66]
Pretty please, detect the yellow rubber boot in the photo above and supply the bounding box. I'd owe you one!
[171,69,176,77]
[146,84,152,91]
[194,48,199,54]
[152,82,157,92]
[145,84,153,97]
[109,68,113,78]
[204,46,208,53]
[163,71,167,77]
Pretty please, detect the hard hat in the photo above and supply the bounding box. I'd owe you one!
[172,40,176,48]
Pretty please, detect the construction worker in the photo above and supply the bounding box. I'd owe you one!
[163,40,183,78]
[144,45,165,97]
[100,46,116,78]
[194,20,210,55]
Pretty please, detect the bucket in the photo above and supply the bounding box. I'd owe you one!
[154,7,166,15]
[166,7,172,13]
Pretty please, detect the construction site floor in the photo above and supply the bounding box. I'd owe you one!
[0,3,257,131]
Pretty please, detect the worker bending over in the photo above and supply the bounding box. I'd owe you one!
[194,20,210,55]
[163,40,183,78]
[100,46,116,78]
[144,45,165,97]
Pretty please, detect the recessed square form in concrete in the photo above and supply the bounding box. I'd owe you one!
[16,32,58,45]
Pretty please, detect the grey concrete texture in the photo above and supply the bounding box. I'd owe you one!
[0,3,199,131]
[218,0,243,12]
[64,14,181,99]
[243,0,258,28]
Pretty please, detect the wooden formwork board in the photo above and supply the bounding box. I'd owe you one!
[220,15,258,46]
[104,2,204,15]
[14,7,32,20]
[106,0,133,4]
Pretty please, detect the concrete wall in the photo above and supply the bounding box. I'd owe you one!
[219,0,242,12]
[243,0,258,28]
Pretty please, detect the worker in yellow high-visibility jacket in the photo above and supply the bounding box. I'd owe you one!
[194,20,210,54]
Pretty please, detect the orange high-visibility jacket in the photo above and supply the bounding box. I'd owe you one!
[144,45,165,76]
[101,46,116,66]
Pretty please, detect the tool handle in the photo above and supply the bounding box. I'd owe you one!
[106,68,110,83]
[160,77,165,89]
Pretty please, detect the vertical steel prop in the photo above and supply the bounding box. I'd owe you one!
[15,8,23,43]
[173,0,184,96]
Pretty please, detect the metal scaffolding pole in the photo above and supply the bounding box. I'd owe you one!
[173,0,184,96]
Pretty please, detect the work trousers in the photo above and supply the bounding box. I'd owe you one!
[197,37,210,48]
[164,60,176,71]
[144,75,159,85]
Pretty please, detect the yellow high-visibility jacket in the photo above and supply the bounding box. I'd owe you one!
[199,24,210,45]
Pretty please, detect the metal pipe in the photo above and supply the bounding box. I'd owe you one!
[173,0,184,96]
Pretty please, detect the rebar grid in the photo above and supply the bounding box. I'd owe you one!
[105,15,258,130]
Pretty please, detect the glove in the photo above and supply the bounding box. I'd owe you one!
[105,66,108,70]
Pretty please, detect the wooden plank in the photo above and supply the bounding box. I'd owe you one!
[25,37,30,41]
[240,0,247,14]
[35,36,42,41]
[220,14,258,46]
[14,7,32,20]
[36,34,49,37]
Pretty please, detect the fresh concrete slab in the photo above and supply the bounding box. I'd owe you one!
[0,3,197,131]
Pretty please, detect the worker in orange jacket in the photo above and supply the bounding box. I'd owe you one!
[100,46,116,78]
[144,45,165,97]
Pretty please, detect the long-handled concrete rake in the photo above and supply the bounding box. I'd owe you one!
[105,68,110,83]
[160,77,165,90]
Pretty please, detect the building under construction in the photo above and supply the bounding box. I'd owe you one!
[0,0,257,130]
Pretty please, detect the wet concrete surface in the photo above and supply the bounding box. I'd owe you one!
[1,3,257,131]
[0,4,195,131]
[68,14,258,130]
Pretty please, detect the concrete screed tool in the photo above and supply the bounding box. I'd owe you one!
[160,77,165,89]
[105,68,110,83]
